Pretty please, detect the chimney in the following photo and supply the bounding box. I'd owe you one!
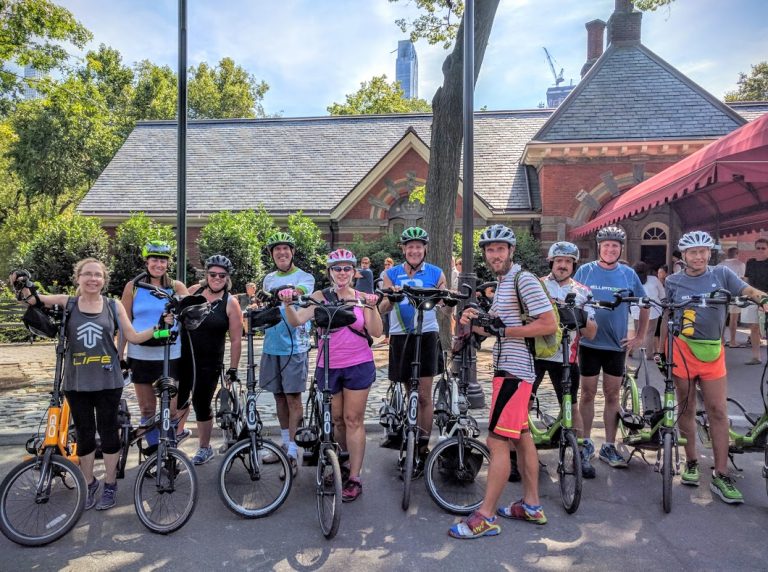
[607,0,642,46]
[581,19,606,78]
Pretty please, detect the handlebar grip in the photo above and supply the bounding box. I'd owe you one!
[153,329,171,340]
[135,281,156,291]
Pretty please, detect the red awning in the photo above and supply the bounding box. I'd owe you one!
[571,113,768,238]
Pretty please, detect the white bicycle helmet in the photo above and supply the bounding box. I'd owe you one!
[479,224,516,247]
[326,248,357,266]
[547,241,580,262]
[678,230,715,251]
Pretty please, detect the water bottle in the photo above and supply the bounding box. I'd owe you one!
[681,308,696,337]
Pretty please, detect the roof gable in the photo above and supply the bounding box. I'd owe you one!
[533,44,745,142]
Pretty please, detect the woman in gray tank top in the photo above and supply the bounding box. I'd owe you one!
[10,258,169,512]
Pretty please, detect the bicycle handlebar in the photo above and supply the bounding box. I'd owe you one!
[586,288,740,311]
[376,283,471,307]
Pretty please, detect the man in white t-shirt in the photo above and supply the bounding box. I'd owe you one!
[717,247,746,347]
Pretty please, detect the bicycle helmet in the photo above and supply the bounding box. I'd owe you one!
[677,230,715,252]
[401,226,429,244]
[142,240,172,259]
[478,224,516,247]
[22,305,58,338]
[205,254,234,274]
[177,295,210,330]
[266,232,296,252]
[326,248,357,266]
[547,241,580,262]
[595,226,626,245]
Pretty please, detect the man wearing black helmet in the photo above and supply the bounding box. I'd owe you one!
[574,226,649,471]
[379,226,448,471]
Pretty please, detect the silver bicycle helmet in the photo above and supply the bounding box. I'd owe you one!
[547,241,580,262]
[677,230,715,252]
[205,254,234,274]
[478,224,516,247]
[596,226,626,245]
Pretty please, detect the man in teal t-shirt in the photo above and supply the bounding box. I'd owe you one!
[573,226,648,473]
[259,232,315,476]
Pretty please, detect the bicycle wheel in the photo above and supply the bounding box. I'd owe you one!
[661,432,673,514]
[432,374,452,434]
[424,436,490,515]
[316,448,341,539]
[0,454,86,546]
[218,439,292,518]
[401,430,415,511]
[558,431,583,514]
[134,448,198,534]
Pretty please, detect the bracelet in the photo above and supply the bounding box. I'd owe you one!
[760,295,768,306]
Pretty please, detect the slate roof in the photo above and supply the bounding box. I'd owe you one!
[727,101,768,122]
[78,110,552,218]
[533,44,746,142]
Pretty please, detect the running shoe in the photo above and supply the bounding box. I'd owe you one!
[96,482,118,510]
[192,446,215,465]
[85,478,100,511]
[582,438,596,459]
[342,478,362,502]
[448,511,501,539]
[581,448,596,479]
[497,499,547,525]
[599,444,628,468]
[710,472,744,504]
[681,460,700,486]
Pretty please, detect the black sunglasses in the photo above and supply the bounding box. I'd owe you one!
[330,265,354,273]
[207,271,228,279]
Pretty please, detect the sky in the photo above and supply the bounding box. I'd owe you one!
[56,0,768,117]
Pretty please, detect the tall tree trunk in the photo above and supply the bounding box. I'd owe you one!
[424,1,499,349]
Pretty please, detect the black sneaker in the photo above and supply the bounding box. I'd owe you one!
[96,482,118,511]
[581,448,596,479]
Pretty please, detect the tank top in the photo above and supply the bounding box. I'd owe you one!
[182,291,230,368]
[316,305,373,369]
[127,284,181,361]
[386,262,442,334]
[64,296,123,392]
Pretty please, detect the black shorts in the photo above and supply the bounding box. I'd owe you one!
[388,331,443,384]
[533,360,580,404]
[128,357,181,385]
[578,346,625,378]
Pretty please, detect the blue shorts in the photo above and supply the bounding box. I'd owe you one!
[314,361,376,395]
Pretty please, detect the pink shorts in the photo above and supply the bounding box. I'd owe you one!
[489,372,533,440]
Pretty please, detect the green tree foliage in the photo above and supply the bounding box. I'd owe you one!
[453,229,493,283]
[197,210,266,292]
[17,212,109,292]
[189,57,270,119]
[286,211,328,287]
[131,60,177,120]
[350,233,403,277]
[0,0,91,110]
[111,213,176,296]
[328,75,431,115]
[725,62,768,102]
[392,0,464,49]
[633,0,675,10]
[513,230,549,276]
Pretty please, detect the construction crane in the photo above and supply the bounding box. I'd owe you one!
[543,47,564,87]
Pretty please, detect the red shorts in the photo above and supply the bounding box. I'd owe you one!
[671,337,726,381]
[489,372,533,440]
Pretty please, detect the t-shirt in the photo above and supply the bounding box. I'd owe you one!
[719,258,745,278]
[355,268,374,293]
[539,275,595,364]
[574,262,647,351]
[262,267,315,355]
[630,275,665,321]
[386,262,443,334]
[491,264,553,382]
[665,266,747,341]
[745,258,768,291]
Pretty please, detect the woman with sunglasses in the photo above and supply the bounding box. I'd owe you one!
[281,249,382,502]
[119,241,189,452]
[177,255,243,465]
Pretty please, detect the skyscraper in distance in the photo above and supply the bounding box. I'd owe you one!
[396,40,418,99]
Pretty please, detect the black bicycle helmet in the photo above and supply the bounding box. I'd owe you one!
[596,226,626,245]
[401,226,429,245]
[22,305,58,338]
[177,295,210,330]
[205,254,234,274]
[478,224,516,247]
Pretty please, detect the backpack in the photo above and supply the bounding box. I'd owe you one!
[513,271,562,360]
[321,288,373,347]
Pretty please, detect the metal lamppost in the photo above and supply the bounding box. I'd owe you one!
[176,0,188,283]
[456,0,484,409]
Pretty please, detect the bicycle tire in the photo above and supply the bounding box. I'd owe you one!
[764,445,768,497]
[217,438,292,518]
[134,448,198,534]
[424,436,490,515]
[558,431,583,514]
[401,430,415,511]
[619,374,639,438]
[0,454,86,546]
[316,448,342,539]
[661,432,673,514]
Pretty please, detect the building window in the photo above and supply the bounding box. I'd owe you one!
[642,225,667,241]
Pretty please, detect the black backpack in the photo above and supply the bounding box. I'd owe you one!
[321,288,373,347]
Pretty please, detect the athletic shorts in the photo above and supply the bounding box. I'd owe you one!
[741,304,763,325]
[671,337,726,381]
[489,371,533,440]
[259,352,309,394]
[128,357,181,385]
[579,346,625,378]
[388,332,443,384]
[533,360,580,404]
[315,361,376,395]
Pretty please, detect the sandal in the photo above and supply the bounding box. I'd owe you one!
[745,358,762,365]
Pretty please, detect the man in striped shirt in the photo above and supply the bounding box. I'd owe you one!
[450,225,558,539]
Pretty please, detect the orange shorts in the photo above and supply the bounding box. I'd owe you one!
[671,337,726,381]
[489,372,533,440]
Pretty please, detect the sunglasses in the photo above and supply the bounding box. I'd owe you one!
[208,271,228,279]
[330,265,354,273]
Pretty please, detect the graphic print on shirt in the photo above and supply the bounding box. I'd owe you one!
[77,321,104,349]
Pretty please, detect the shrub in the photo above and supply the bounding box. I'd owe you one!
[286,211,328,289]
[111,213,177,295]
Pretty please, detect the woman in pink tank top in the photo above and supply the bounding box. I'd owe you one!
[282,249,382,502]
